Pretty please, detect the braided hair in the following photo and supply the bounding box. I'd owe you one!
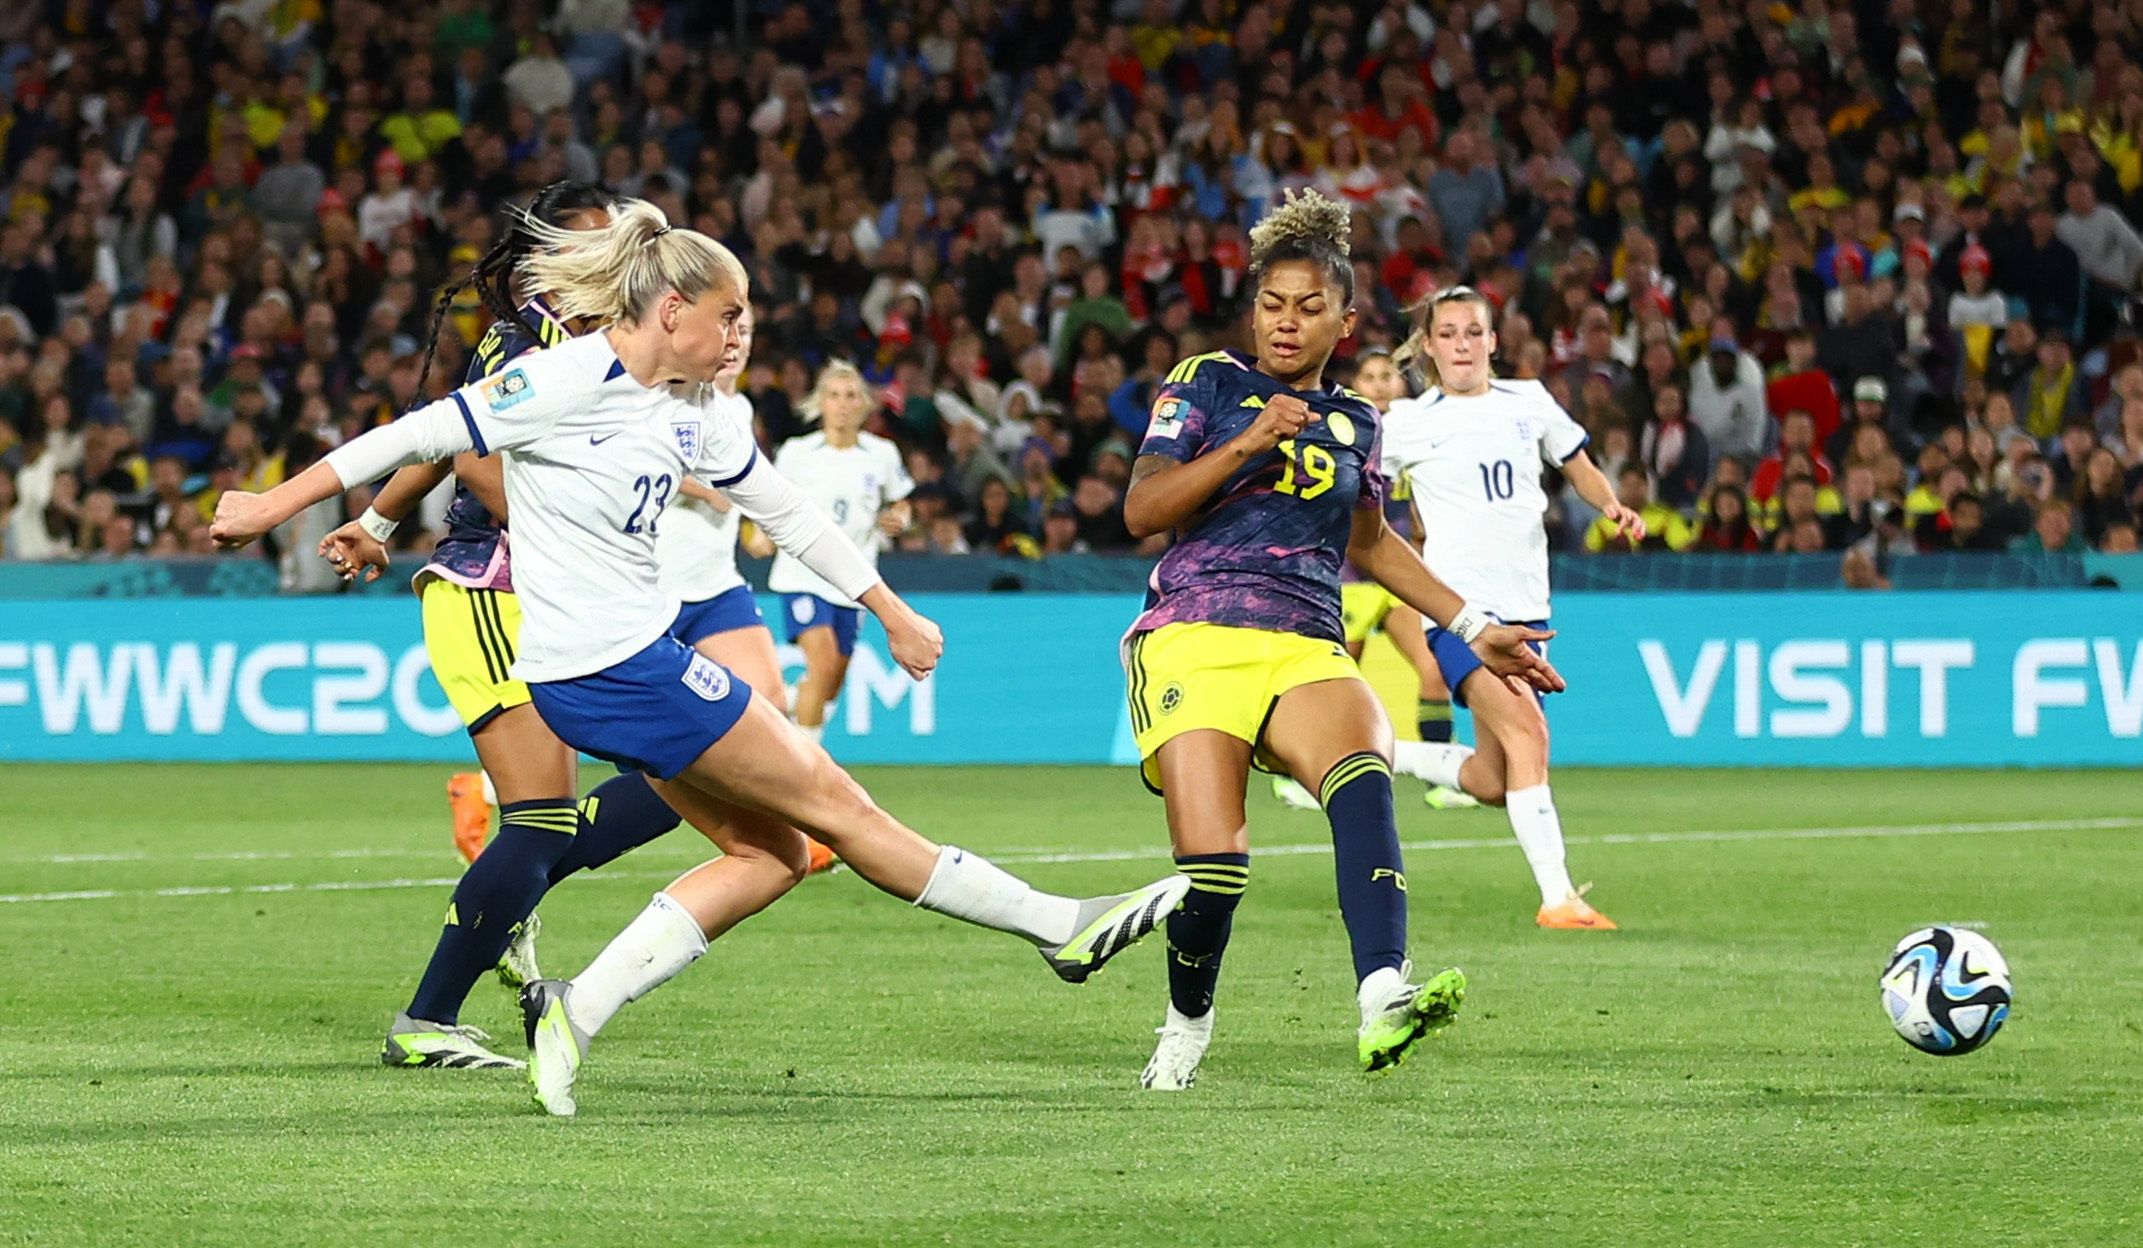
[409,180,613,404]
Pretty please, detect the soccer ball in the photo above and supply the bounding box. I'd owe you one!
[1878,926,2012,1056]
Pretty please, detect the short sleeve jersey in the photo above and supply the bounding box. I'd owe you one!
[1381,378,1589,621]
[1131,350,1385,644]
[765,431,914,608]
[421,299,572,591]
[444,332,762,682]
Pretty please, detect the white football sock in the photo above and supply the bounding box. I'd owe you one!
[1165,1002,1215,1034]
[1392,740,1472,788]
[567,892,708,1037]
[914,846,1080,945]
[478,770,498,806]
[795,721,825,744]
[1505,784,1577,905]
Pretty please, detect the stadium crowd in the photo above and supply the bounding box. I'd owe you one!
[1,0,2141,582]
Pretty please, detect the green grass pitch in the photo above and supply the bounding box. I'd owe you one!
[2,764,2139,1246]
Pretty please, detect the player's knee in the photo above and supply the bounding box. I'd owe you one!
[724,822,814,885]
[1497,713,1549,769]
[1462,759,1507,806]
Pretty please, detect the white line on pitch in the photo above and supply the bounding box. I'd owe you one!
[14,847,445,865]
[990,816,2143,866]
[0,816,2135,906]
[14,815,2137,871]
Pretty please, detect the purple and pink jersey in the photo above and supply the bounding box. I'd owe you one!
[417,303,569,592]
[1130,350,1385,645]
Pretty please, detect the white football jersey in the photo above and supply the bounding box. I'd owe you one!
[452,333,761,681]
[766,431,912,607]
[655,386,754,603]
[1382,378,1589,622]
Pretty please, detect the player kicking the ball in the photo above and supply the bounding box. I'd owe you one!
[215,199,1188,1115]
[1383,286,1639,930]
[318,183,719,1070]
[1118,191,1562,1091]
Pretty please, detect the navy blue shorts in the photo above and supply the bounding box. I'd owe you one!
[529,634,754,780]
[671,586,765,646]
[782,593,860,656]
[1425,618,1547,708]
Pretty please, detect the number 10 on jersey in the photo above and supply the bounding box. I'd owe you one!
[1479,460,1515,501]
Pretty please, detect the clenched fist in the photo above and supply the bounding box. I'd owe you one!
[1232,392,1321,456]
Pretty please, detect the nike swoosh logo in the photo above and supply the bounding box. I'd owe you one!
[589,432,621,445]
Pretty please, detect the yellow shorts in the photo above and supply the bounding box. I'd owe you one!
[1340,582,1400,647]
[1124,622,1364,792]
[419,579,531,731]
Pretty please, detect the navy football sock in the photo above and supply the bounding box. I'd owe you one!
[1166,853,1248,1019]
[405,798,578,1025]
[1322,752,1409,982]
[1418,699,1454,744]
[549,772,681,884]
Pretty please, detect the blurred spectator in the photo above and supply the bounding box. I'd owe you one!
[2096,365,2143,441]
[1690,483,1762,553]
[1638,382,1710,510]
[0,220,58,337]
[1069,475,1134,552]
[1825,379,1900,470]
[2016,332,2087,440]
[1935,493,2006,553]
[1585,465,1690,554]
[1824,461,1882,550]
[1039,498,1086,555]
[253,126,327,255]
[1427,130,1505,257]
[1769,475,1836,553]
[2073,448,2137,544]
[2014,500,2086,554]
[2012,203,2084,336]
[1756,410,1833,505]
[964,477,1032,556]
[1765,329,1840,448]
[1688,331,1768,462]
[2055,181,2143,340]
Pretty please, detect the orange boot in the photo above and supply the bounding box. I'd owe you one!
[804,836,838,875]
[1536,889,1617,930]
[448,772,492,863]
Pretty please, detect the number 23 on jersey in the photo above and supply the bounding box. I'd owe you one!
[624,472,673,535]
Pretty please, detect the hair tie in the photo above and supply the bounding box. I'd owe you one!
[650,226,674,240]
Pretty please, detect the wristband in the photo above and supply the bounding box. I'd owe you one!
[357,507,399,543]
[1447,603,1490,644]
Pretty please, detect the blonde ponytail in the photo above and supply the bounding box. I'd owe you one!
[515,198,747,327]
[1395,285,1495,394]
